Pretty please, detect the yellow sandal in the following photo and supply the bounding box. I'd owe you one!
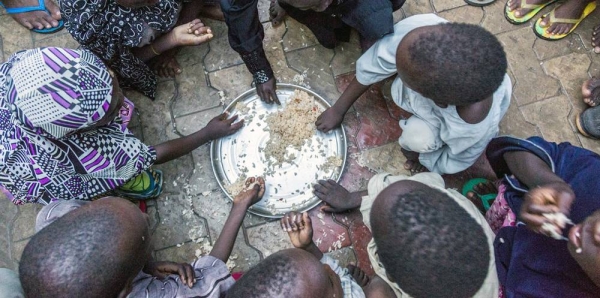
[505,0,558,25]
[533,1,596,41]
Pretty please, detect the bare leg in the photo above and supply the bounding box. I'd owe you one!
[269,0,287,27]
[198,3,224,21]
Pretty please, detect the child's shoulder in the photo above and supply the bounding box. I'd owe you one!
[456,97,493,125]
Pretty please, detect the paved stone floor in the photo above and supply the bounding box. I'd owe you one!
[2,0,600,278]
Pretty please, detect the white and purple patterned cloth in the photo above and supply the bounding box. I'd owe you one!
[0,47,156,205]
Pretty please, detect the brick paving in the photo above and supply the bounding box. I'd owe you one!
[1,0,599,277]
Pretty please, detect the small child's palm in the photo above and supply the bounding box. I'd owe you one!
[281,212,313,249]
[173,19,213,46]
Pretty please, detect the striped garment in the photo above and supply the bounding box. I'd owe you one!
[0,47,156,205]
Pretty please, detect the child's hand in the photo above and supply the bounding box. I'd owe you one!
[521,182,575,236]
[205,112,244,140]
[143,261,195,288]
[315,107,344,132]
[281,211,313,249]
[233,177,265,208]
[170,19,213,47]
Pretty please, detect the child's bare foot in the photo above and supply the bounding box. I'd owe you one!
[538,0,592,36]
[401,148,428,175]
[582,77,600,107]
[507,0,551,18]
[3,0,61,30]
[313,179,362,213]
[347,265,370,288]
[269,0,287,27]
[592,24,600,53]
[466,180,497,213]
[233,177,265,208]
[150,52,182,77]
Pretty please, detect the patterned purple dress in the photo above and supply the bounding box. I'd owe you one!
[0,48,156,205]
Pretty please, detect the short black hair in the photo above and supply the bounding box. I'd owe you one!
[19,205,143,298]
[406,23,507,105]
[227,251,301,298]
[372,187,490,298]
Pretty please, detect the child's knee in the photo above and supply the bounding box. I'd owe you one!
[398,118,441,153]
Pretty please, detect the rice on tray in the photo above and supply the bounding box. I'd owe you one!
[264,90,323,165]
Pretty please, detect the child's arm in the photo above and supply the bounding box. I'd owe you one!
[280,211,323,260]
[133,19,212,62]
[316,77,370,133]
[503,151,575,235]
[209,177,265,262]
[153,113,243,164]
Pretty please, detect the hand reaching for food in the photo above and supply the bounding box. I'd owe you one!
[521,182,575,238]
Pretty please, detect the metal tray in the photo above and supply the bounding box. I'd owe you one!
[211,84,347,218]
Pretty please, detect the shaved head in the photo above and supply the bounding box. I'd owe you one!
[19,197,152,298]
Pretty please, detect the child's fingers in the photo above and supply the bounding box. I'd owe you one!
[185,264,195,287]
[188,18,202,27]
[230,119,244,133]
[280,217,287,231]
[527,203,559,215]
[289,212,299,231]
[219,111,229,120]
[189,25,210,35]
[177,264,192,288]
[226,114,239,124]
[244,177,255,188]
[302,212,312,227]
[280,213,292,231]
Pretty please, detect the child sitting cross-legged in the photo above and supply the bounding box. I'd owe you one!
[18,177,265,298]
[226,211,369,297]
[315,14,511,175]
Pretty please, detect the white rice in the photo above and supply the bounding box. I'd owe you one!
[264,90,322,165]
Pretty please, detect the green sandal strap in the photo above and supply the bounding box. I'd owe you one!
[480,193,498,211]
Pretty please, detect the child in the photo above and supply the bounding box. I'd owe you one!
[270,0,404,50]
[227,210,365,297]
[18,177,265,298]
[60,0,215,99]
[313,172,498,297]
[220,0,401,105]
[476,136,600,296]
[316,14,511,175]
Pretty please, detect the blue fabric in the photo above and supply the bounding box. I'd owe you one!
[486,136,600,297]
